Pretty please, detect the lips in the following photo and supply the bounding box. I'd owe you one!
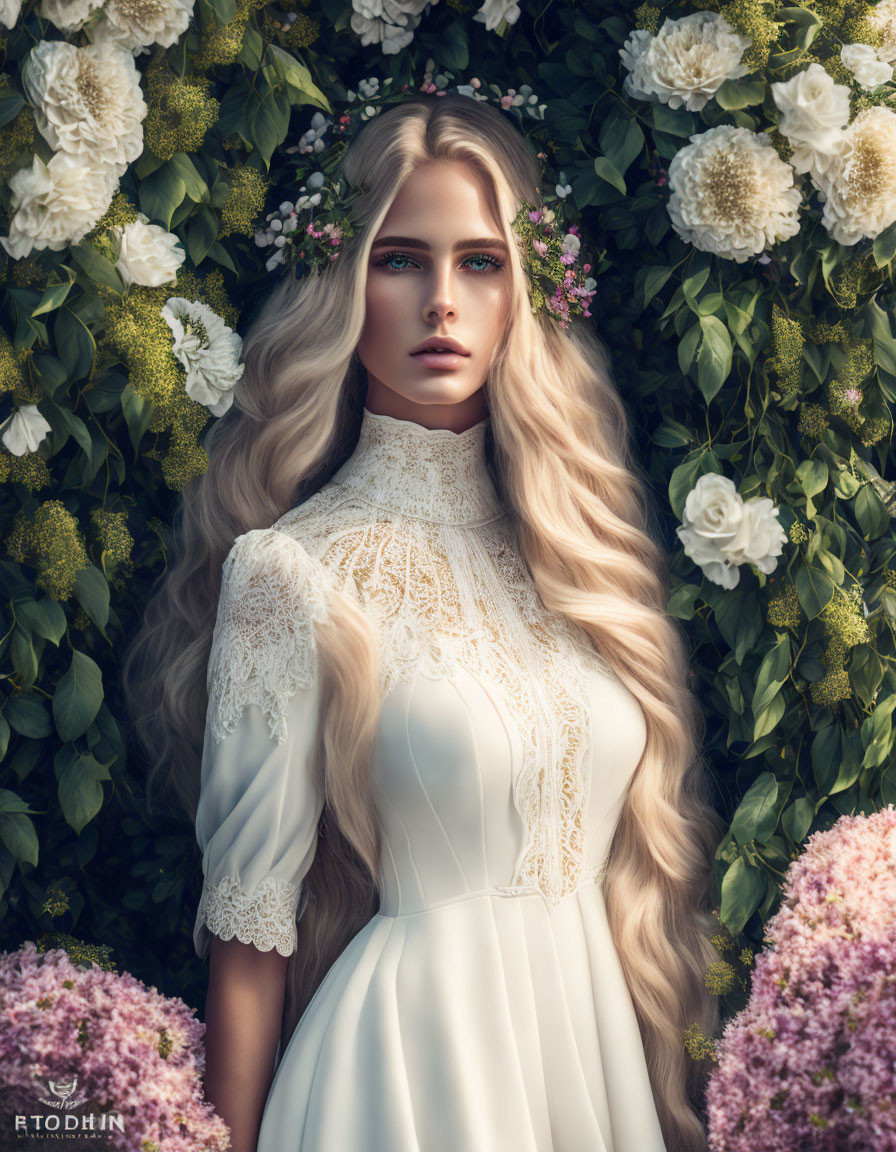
[411,337,470,356]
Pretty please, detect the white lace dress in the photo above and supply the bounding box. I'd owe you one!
[193,408,668,1152]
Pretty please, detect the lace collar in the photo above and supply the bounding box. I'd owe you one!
[329,408,505,525]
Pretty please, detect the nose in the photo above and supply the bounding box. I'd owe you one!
[422,260,457,323]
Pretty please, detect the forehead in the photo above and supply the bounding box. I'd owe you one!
[375,161,500,237]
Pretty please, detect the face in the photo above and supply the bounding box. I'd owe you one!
[356,159,511,432]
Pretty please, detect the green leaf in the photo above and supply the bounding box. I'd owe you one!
[730,771,780,845]
[0,88,24,130]
[796,457,829,499]
[854,484,890,539]
[592,156,626,195]
[72,565,110,631]
[696,315,733,404]
[53,650,104,742]
[720,856,766,936]
[795,563,835,619]
[15,598,67,645]
[0,813,38,866]
[266,44,331,111]
[668,455,703,521]
[872,219,896,268]
[599,113,644,177]
[31,267,77,318]
[54,308,96,382]
[652,419,693,448]
[753,692,786,741]
[811,723,841,795]
[58,753,111,836]
[666,582,701,620]
[5,695,53,739]
[167,153,210,204]
[186,205,219,267]
[781,797,814,844]
[713,76,767,109]
[139,161,187,230]
[121,383,154,456]
[677,320,702,376]
[638,265,673,311]
[70,243,125,295]
[860,693,896,770]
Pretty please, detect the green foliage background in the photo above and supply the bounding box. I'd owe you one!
[0,0,894,1049]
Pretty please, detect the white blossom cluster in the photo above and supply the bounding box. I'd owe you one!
[619,9,896,259]
[677,474,788,590]
[342,0,521,54]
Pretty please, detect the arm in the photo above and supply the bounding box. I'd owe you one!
[204,935,288,1152]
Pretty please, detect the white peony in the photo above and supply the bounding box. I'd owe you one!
[350,0,430,53]
[0,152,117,260]
[161,298,244,418]
[770,62,852,185]
[86,0,195,56]
[1,404,52,457]
[869,0,896,64]
[619,12,752,112]
[676,474,787,590]
[0,0,22,29]
[813,105,896,245]
[39,0,102,33]
[840,42,893,88]
[473,0,521,33]
[113,213,185,287]
[21,40,147,179]
[666,125,802,262]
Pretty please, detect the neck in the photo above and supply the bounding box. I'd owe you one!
[330,408,505,525]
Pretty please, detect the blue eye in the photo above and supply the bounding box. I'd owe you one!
[374,251,504,274]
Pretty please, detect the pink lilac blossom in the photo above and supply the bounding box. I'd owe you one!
[706,805,896,1151]
[0,942,230,1151]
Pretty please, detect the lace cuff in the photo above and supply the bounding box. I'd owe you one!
[196,874,303,957]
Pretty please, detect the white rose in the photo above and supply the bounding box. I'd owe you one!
[666,125,802,262]
[86,0,195,56]
[722,498,787,573]
[814,105,896,244]
[1,404,52,456]
[869,0,896,65]
[0,0,22,29]
[21,39,147,178]
[770,62,852,184]
[38,0,102,32]
[619,12,752,113]
[473,0,521,33]
[350,0,429,53]
[840,42,894,88]
[114,213,185,287]
[0,152,117,260]
[161,298,244,417]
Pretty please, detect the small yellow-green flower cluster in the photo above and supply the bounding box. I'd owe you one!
[719,0,782,73]
[767,304,804,398]
[86,190,141,258]
[705,959,738,995]
[90,508,134,572]
[831,250,886,310]
[100,288,184,419]
[820,582,872,649]
[632,2,662,34]
[764,125,794,165]
[767,579,802,629]
[682,1022,718,1062]
[789,520,809,544]
[175,266,240,331]
[797,401,830,441]
[0,329,26,395]
[191,4,249,69]
[4,501,90,601]
[805,316,850,344]
[809,631,854,706]
[885,568,896,590]
[220,166,271,239]
[711,930,736,954]
[40,882,70,919]
[142,60,220,163]
[36,932,117,972]
[2,447,51,491]
[263,8,321,49]
[819,53,856,90]
[0,73,34,180]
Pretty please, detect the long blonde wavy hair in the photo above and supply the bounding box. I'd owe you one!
[122,93,725,1152]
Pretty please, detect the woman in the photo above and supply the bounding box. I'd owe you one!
[123,94,724,1152]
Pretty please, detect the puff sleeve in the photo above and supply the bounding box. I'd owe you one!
[193,527,332,961]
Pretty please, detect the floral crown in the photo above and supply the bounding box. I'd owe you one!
[255,76,600,330]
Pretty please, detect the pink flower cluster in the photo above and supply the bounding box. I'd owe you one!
[706,805,896,1151]
[0,942,230,1151]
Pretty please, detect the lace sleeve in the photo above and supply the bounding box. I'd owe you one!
[193,528,331,959]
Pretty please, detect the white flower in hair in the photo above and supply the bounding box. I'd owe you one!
[840,43,893,88]
[161,298,245,418]
[85,0,195,56]
[113,213,186,287]
[0,151,117,260]
[770,63,852,186]
[677,474,787,590]
[869,0,896,64]
[619,12,751,112]
[473,0,521,33]
[0,0,22,28]
[350,0,429,54]
[666,125,802,262]
[21,40,147,179]
[38,0,102,33]
[0,404,52,457]
[812,105,896,245]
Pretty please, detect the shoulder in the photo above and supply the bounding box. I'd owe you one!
[219,526,333,622]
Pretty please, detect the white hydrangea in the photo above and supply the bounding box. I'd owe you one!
[869,0,896,64]
[0,0,22,29]
[0,151,117,260]
[473,0,521,33]
[21,40,147,179]
[350,0,431,54]
[813,106,896,245]
[161,298,244,418]
[677,474,787,590]
[113,213,185,287]
[666,125,802,262]
[38,0,102,33]
[770,62,852,186]
[619,11,752,112]
[86,0,195,57]
[0,404,52,457]
[841,42,894,88]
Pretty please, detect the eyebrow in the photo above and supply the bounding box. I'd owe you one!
[371,235,509,254]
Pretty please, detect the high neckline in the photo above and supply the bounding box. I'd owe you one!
[330,408,505,525]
